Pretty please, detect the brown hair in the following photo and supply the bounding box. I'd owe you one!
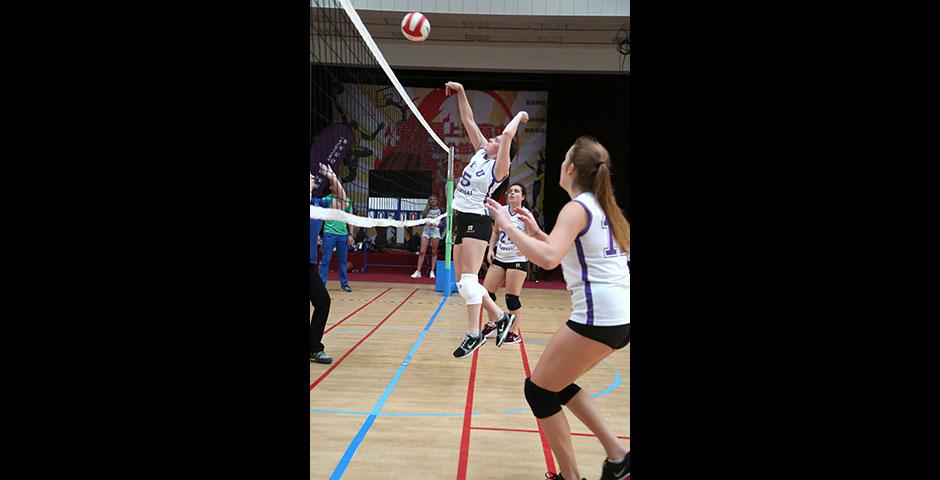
[568,136,630,252]
[510,182,529,210]
[491,181,529,210]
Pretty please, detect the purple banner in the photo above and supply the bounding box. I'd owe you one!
[310,123,354,197]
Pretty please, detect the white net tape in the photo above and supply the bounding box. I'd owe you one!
[311,206,448,229]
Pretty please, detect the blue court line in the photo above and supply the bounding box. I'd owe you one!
[592,376,623,398]
[312,409,371,415]
[311,408,479,417]
[329,292,451,480]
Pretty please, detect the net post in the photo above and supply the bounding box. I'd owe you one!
[444,145,454,274]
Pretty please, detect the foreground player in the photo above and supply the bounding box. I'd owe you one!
[486,136,631,480]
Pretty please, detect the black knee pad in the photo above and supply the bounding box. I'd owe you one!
[505,294,521,311]
[524,377,561,419]
[557,383,581,405]
[488,291,497,302]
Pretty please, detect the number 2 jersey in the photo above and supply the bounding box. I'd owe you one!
[495,205,528,263]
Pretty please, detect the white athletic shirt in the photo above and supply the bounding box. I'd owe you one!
[561,192,630,326]
[452,148,505,216]
[425,207,442,231]
[494,205,529,263]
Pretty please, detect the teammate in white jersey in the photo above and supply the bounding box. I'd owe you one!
[485,136,631,480]
[410,195,442,279]
[481,183,531,345]
[444,80,528,358]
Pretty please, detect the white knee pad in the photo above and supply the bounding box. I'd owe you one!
[457,274,484,305]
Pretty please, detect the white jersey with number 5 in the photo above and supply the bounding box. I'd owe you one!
[561,192,630,326]
[452,148,504,216]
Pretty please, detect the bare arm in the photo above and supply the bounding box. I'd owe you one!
[319,164,348,209]
[495,111,528,181]
[488,221,500,250]
[422,204,431,226]
[485,198,587,270]
[487,220,499,264]
[322,165,356,243]
[513,206,549,242]
[445,82,487,151]
[347,224,357,246]
[310,173,315,202]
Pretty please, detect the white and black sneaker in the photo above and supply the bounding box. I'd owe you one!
[599,452,630,480]
[453,333,486,358]
[545,473,586,480]
[494,313,516,347]
[310,351,333,364]
[481,321,498,338]
[503,331,522,345]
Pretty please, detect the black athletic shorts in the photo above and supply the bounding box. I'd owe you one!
[454,211,493,245]
[566,321,630,350]
[491,258,529,272]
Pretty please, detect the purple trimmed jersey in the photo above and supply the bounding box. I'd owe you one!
[494,204,529,263]
[452,148,504,216]
[561,192,630,326]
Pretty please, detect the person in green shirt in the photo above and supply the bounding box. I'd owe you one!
[318,175,356,292]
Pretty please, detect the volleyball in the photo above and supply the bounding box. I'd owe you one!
[401,12,430,42]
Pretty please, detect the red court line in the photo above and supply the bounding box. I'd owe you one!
[310,288,417,391]
[456,311,483,480]
[456,349,480,480]
[323,287,392,334]
[470,426,630,440]
[519,333,557,474]
[327,323,376,327]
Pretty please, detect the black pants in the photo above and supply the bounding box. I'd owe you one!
[310,264,331,353]
[566,321,630,350]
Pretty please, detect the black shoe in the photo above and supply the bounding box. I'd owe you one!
[503,331,522,344]
[600,452,630,480]
[453,333,486,358]
[495,312,516,347]
[310,351,333,364]
[481,321,498,338]
[341,285,352,292]
[545,474,586,480]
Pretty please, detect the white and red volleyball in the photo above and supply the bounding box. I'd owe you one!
[401,12,430,42]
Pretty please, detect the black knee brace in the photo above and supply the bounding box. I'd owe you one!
[505,293,521,311]
[488,291,497,302]
[557,383,581,405]
[524,377,562,419]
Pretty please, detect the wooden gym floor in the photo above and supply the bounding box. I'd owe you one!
[311,282,629,480]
